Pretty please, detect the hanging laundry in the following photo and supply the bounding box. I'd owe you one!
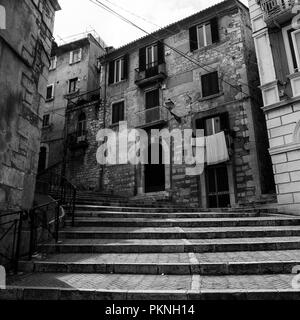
[205,131,229,165]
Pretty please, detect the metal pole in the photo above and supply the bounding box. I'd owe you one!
[72,188,76,227]
[14,211,24,274]
[55,201,60,243]
[28,209,35,261]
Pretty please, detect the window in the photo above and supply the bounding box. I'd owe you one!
[283,26,300,73]
[145,89,160,109]
[146,44,158,69]
[196,113,229,136]
[77,113,87,141]
[38,146,48,173]
[112,101,125,125]
[189,17,219,51]
[69,48,82,64]
[46,84,54,100]
[201,71,220,97]
[69,77,78,94]
[108,55,128,84]
[197,23,212,48]
[139,41,165,72]
[49,56,57,70]
[42,114,50,128]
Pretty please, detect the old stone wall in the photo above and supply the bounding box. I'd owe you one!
[0,0,59,267]
[0,0,59,212]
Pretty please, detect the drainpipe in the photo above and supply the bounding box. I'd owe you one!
[98,58,108,191]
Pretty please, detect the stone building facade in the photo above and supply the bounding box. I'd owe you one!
[0,0,60,212]
[39,34,106,172]
[66,0,275,208]
[249,0,300,212]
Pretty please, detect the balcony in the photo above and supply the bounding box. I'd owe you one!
[135,63,167,88]
[67,131,89,151]
[259,0,296,26]
[134,106,169,128]
[67,88,101,110]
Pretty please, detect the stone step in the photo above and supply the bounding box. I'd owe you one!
[38,237,300,254]
[65,217,300,228]
[73,211,261,219]
[19,250,300,275]
[59,226,300,240]
[73,204,206,213]
[3,273,300,300]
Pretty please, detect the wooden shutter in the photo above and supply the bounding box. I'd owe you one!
[220,112,230,132]
[139,47,146,71]
[112,102,125,124]
[189,26,198,52]
[108,60,115,84]
[211,17,219,43]
[201,71,219,97]
[146,89,159,109]
[157,41,165,64]
[122,54,129,80]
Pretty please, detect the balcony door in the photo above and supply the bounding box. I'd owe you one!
[139,41,165,78]
[145,143,165,193]
[196,113,231,208]
[145,89,160,123]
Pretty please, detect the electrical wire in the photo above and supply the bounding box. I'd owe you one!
[88,0,258,100]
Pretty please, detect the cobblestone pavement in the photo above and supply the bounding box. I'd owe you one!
[30,250,300,264]
[6,273,297,291]
[43,236,300,245]
[7,273,192,291]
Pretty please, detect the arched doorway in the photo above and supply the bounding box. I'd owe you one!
[145,143,165,193]
[38,146,48,173]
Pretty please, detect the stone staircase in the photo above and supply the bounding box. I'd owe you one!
[1,192,300,300]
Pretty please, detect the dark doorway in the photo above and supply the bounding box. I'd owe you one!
[145,143,165,193]
[38,146,47,173]
[206,164,230,208]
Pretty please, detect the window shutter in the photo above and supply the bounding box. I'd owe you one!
[139,47,146,72]
[157,41,165,64]
[120,102,125,121]
[189,26,198,52]
[69,51,74,64]
[112,102,125,124]
[78,48,82,61]
[220,112,230,132]
[146,89,159,109]
[201,71,219,97]
[122,54,129,80]
[108,60,115,84]
[211,17,219,43]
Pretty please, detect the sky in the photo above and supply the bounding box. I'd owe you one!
[54,0,248,48]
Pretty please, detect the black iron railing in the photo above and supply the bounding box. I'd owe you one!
[0,210,27,273]
[28,200,62,260]
[36,172,77,227]
[0,200,64,273]
[0,167,77,273]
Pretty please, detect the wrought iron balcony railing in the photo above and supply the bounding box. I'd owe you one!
[67,131,89,150]
[259,0,296,25]
[135,63,167,88]
[134,106,169,127]
[67,88,101,108]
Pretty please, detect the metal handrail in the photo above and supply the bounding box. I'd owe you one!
[0,210,26,273]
